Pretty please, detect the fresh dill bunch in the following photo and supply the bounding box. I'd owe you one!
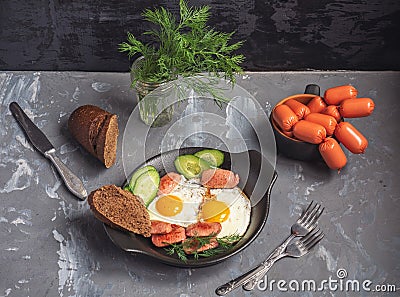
[164,233,242,262]
[118,0,244,86]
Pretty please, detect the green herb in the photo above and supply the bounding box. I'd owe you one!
[118,0,244,86]
[195,234,242,258]
[165,242,188,262]
[164,233,242,262]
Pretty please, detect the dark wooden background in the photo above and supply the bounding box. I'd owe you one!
[1,0,399,71]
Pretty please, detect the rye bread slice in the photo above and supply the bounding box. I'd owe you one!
[68,105,118,168]
[88,185,151,237]
[95,114,118,168]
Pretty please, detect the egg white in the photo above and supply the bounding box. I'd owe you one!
[208,187,251,238]
[148,178,206,227]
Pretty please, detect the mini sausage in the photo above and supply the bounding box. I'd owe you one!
[158,172,181,195]
[321,105,342,122]
[339,98,375,118]
[201,168,239,189]
[334,122,368,154]
[324,85,358,105]
[292,120,326,144]
[284,99,311,119]
[307,96,327,113]
[304,113,337,135]
[150,220,173,235]
[151,225,186,247]
[272,104,298,131]
[183,237,219,254]
[319,138,347,171]
[185,222,222,237]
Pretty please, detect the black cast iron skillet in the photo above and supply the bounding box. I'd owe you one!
[104,147,277,268]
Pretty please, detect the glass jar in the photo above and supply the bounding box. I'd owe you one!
[130,57,174,127]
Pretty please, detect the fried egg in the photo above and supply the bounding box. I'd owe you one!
[200,187,251,238]
[148,178,206,227]
[148,173,251,238]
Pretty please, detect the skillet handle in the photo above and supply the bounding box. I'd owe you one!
[266,171,278,201]
[304,84,320,96]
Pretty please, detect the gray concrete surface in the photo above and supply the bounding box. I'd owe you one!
[0,71,399,297]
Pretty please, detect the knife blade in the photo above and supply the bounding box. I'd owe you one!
[9,102,87,200]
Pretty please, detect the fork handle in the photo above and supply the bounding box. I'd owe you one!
[215,265,268,295]
[215,252,287,295]
[242,234,295,291]
[242,254,286,291]
[215,234,295,295]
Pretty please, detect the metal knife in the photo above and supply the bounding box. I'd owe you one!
[9,102,87,200]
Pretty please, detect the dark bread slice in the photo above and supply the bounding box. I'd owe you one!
[88,185,151,237]
[89,114,107,153]
[68,105,118,168]
[96,114,118,168]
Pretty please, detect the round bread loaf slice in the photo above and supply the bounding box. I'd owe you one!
[68,105,118,168]
[88,184,151,237]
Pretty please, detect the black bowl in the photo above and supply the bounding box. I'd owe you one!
[104,147,277,268]
[270,94,323,161]
[271,84,326,161]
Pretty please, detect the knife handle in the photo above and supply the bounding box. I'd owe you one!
[45,149,87,200]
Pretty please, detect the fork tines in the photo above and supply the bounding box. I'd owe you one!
[299,201,325,227]
[299,228,325,250]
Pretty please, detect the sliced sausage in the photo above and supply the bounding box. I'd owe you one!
[292,120,326,144]
[158,172,181,195]
[334,122,368,154]
[319,138,347,171]
[185,222,222,237]
[201,168,239,189]
[151,225,186,247]
[183,237,219,254]
[339,98,375,118]
[324,85,358,105]
[321,105,342,122]
[284,99,311,119]
[272,104,298,132]
[307,96,327,113]
[304,113,337,135]
[150,220,173,235]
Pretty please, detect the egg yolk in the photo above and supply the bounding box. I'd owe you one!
[156,195,183,217]
[201,200,230,223]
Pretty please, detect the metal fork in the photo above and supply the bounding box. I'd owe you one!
[242,200,325,290]
[242,228,324,291]
[215,228,325,296]
[214,201,324,296]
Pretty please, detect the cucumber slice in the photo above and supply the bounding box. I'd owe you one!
[132,170,160,206]
[128,165,157,191]
[194,149,225,167]
[174,155,211,179]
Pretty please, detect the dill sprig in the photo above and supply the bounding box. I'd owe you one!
[118,0,244,86]
[164,233,242,262]
[196,233,242,258]
[165,242,188,262]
